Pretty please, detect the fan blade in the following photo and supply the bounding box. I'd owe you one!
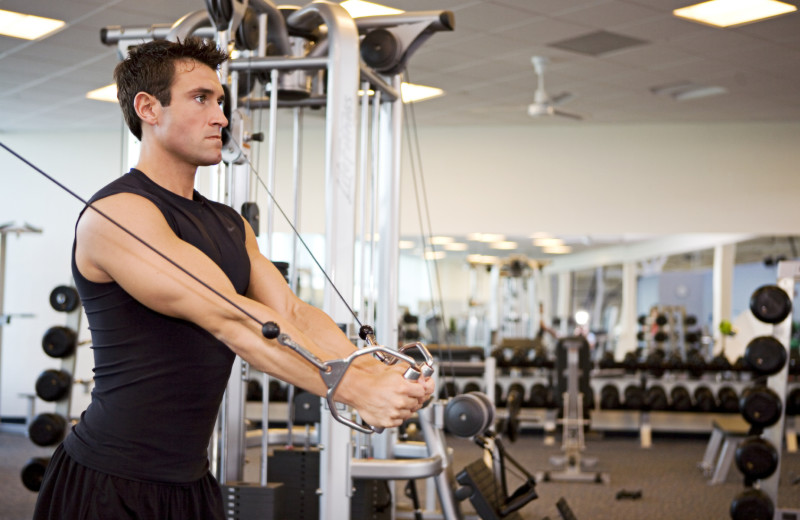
[550,92,574,106]
[552,109,582,121]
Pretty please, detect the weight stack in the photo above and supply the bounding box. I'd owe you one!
[223,482,284,520]
[267,447,320,520]
[351,479,392,520]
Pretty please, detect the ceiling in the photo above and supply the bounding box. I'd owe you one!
[1,0,799,132]
[1,0,799,266]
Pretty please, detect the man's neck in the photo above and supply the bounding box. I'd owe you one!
[135,147,197,199]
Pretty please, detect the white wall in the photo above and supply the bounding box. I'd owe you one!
[0,131,122,417]
[2,119,800,417]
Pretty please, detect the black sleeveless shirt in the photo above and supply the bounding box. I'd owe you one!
[64,169,250,483]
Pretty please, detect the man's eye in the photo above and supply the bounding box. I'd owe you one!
[195,95,206,103]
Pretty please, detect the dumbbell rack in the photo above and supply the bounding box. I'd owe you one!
[20,284,84,493]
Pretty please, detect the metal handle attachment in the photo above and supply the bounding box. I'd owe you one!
[265,322,435,434]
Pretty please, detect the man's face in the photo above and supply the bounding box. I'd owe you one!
[154,59,228,167]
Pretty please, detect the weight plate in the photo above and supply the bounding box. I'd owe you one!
[750,285,792,324]
[730,488,774,520]
[28,413,67,447]
[744,336,787,375]
[35,369,72,402]
[20,457,50,492]
[49,285,79,312]
[445,393,490,438]
[740,386,783,428]
[735,436,779,480]
[41,326,78,358]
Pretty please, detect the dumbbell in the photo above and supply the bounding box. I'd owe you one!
[644,385,668,411]
[438,381,459,400]
[21,457,50,492]
[685,350,707,378]
[750,285,792,324]
[670,386,692,412]
[597,351,617,369]
[744,336,787,376]
[735,436,779,481]
[462,381,483,394]
[693,386,716,413]
[645,349,666,378]
[740,386,783,429]
[622,351,639,373]
[527,383,549,408]
[49,285,80,313]
[28,413,68,447]
[41,326,78,359]
[623,385,644,410]
[730,488,774,520]
[35,369,72,402]
[717,387,740,413]
[599,384,621,410]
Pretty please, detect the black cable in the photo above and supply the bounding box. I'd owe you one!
[0,141,266,330]
[225,130,364,328]
[402,70,457,393]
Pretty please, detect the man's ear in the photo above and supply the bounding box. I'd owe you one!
[134,92,161,128]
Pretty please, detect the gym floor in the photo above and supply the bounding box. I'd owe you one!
[2,428,800,520]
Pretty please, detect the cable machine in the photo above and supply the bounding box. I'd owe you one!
[101,2,454,518]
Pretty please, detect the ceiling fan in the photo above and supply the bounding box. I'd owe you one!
[528,56,582,121]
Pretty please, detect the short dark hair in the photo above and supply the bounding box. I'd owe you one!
[114,37,228,140]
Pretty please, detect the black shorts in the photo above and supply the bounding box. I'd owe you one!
[33,444,225,520]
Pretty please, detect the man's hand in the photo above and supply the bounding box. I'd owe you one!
[341,363,432,429]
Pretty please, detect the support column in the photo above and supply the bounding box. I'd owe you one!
[616,261,638,359]
[556,272,572,337]
[712,243,735,353]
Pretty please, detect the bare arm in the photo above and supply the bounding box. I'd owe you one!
[75,193,428,427]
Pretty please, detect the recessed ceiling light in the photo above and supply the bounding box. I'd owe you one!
[543,245,572,254]
[534,237,564,247]
[674,0,797,28]
[467,254,499,265]
[468,233,506,243]
[340,0,403,17]
[0,9,65,40]
[399,240,415,249]
[86,84,118,103]
[429,236,453,245]
[490,241,518,250]
[424,250,446,260]
[444,242,468,251]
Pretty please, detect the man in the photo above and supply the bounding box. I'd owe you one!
[33,37,433,519]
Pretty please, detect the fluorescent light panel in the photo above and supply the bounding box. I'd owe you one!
[534,237,564,247]
[443,242,468,251]
[489,241,518,250]
[340,0,403,17]
[86,84,118,103]
[424,251,446,260]
[674,0,796,27]
[360,82,444,103]
[468,233,505,243]
[401,83,444,103]
[429,236,454,245]
[398,240,415,249]
[0,8,65,40]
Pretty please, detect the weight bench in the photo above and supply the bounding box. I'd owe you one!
[699,416,750,485]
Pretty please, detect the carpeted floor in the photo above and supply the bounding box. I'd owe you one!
[3,427,800,520]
